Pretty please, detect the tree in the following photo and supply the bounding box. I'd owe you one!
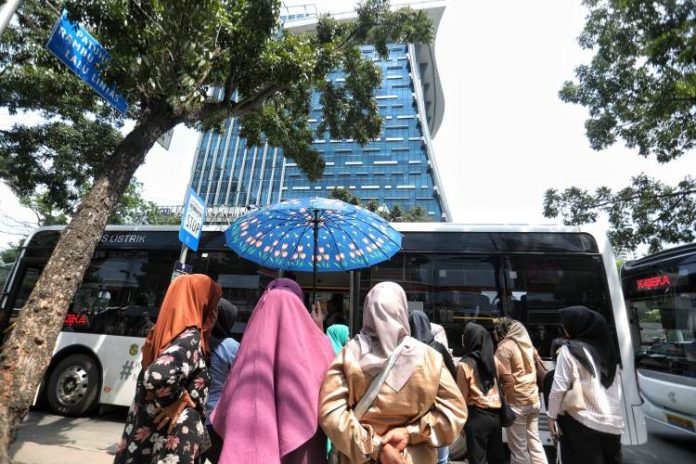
[19,193,68,227]
[0,0,433,454]
[0,242,22,289]
[403,205,429,222]
[0,245,20,266]
[14,179,165,228]
[364,198,380,212]
[328,186,360,205]
[109,179,168,225]
[384,204,431,222]
[545,0,695,252]
[0,119,122,215]
[544,175,696,253]
[389,204,404,221]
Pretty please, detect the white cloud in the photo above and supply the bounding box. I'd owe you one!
[134,125,199,205]
[431,0,693,223]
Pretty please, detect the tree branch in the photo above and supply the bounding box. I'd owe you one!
[584,187,696,210]
[222,70,236,103]
[196,83,288,123]
[234,84,287,114]
[193,48,222,90]
[650,192,689,226]
[334,21,388,53]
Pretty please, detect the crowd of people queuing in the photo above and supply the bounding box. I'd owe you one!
[114,274,625,464]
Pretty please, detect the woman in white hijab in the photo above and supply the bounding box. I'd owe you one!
[319,282,467,464]
[494,318,547,464]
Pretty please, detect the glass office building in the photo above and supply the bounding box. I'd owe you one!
[188,2,450,221]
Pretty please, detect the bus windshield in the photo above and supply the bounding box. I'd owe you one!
[623,254,696,377]
[3,231,270,341]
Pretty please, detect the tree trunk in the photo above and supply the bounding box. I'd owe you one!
[0,111,175,462]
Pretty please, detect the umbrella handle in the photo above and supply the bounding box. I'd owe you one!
[311,300,325,331]
[312,209,319,304]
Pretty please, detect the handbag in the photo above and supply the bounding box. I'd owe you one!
[561,356,586,414]
[533,350,548,390]
[496,377,517,427]
[328,339,408,464]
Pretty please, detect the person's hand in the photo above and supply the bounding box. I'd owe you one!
[548,418,561,438]
[311,302,325,330]
[378,443,406,464]
[381,427,409,452]
[154,390,196,433]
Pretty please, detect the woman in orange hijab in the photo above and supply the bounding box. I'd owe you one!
[114,274,221,464]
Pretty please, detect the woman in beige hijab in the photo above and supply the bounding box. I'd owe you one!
[319,282,467,464]
[494,318,547,464]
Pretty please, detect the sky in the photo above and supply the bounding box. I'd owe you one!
[1,0,694,252]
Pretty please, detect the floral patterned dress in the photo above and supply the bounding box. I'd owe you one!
[114,327,211,464]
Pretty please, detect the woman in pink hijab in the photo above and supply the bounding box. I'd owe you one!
[211,279,335,464]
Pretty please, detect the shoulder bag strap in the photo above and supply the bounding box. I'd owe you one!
[353,338,408,420]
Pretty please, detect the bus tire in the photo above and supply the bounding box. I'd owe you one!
[448,434,467,460]
[46,353,100,417]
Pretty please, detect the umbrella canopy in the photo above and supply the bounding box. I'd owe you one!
[224,197,402,273]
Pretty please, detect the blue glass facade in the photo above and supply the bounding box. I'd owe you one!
[189,43,449,221]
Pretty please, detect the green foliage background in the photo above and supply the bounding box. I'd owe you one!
[544,0,695,253]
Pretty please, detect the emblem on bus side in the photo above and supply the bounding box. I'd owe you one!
[129,344,139,356]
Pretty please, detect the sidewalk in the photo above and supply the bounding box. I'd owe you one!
[10,411,123,464]
[10,410,469,463]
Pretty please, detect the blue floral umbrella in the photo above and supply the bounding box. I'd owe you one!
[225,197,402,298]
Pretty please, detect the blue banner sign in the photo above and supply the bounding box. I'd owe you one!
[179,188,207,252]
[46,10,128,115]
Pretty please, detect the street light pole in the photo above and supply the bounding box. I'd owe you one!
[0,0,22,37]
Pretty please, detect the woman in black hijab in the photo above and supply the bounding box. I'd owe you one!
[408,311,457,378]
[457,323,505,464]
[547,306,624,464]
[209,299,239,354]
[205,298,239,464]
[561,306,618,389]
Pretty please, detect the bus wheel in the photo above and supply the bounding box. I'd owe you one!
[46,353,100,417]
[448,434,467,460]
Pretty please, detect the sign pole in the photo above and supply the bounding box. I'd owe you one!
[179,244,188,264]
[173,188,206,280]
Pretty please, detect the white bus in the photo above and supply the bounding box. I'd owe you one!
[622,243,696,436]
[0,223,646,450]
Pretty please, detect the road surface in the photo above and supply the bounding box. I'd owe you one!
[10,408,695,463]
